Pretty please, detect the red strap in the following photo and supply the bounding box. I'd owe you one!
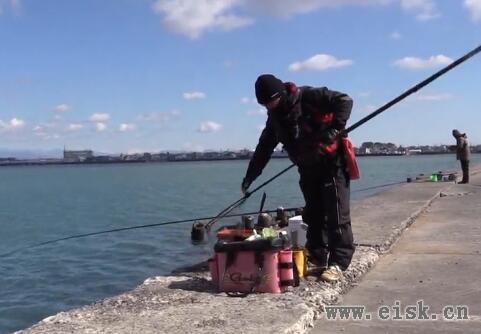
[341,137,361,180]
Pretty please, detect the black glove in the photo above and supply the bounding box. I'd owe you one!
[319,128,339,144]
[241,178,252,195]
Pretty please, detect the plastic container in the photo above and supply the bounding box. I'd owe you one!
[292,248,307,278]
[278,250,294,290]
[210,239,295,294]
[208,257,219,285]
[282,215,308,248]
[214,250,283,293]
[216,228,253,241]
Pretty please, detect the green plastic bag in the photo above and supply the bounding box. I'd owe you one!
[261,227,278,240]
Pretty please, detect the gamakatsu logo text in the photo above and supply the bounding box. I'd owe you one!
[324,300,469,321]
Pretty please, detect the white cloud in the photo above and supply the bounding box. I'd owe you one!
[288,54,353,72]
[53,104,71,113]
[152,0,254,39]
[0,117,25,131]
[465,0,481,22]
[358,92,371,98]
[393,55,453,70]
[241,97,259,104]
[35,132,60,140]
[246,108,267,116]
[137,110,180,123]
[0,0,22,15]
[416,93,453,101]
[223,60,235,68]
[67,123,83,131]
[34,131,47,138]
[96,123,107,132]
[89,113,111,122]
[10,0,21,14]
[400,0,440,21]
[32,123,62,139]
[150,1,446,39]
[362,105,377,113]
[183,91,206,100]
[10,118,25,128]
[390,31,402,39]
[245,0,391,18]
[119,123,137,132]
[198,121,223,133]
[33,123,55,132]
[149,1,446,39]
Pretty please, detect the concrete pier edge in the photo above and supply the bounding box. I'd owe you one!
[16,167,481,334]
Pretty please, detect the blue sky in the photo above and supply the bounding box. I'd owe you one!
[0,0,480,154]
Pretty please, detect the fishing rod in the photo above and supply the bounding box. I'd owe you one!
[204,164,296,230]
[4,45,480,257]
[0,177,434,258]
[345,44,481,134]
[205,44,481,230]
[0,206,302,258]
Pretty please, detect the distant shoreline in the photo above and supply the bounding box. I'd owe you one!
[1,152,478,168]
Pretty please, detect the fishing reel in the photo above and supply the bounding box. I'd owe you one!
[190,192,269,244]
[191,221,207,244]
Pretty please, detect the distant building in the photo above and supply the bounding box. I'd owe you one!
[407,149,422,155]
[63,149,94,162]
[151,153,169,161]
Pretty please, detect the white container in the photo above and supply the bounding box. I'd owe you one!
[284,215,308,248]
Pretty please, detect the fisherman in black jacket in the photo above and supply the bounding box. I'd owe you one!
[241,74,355,282]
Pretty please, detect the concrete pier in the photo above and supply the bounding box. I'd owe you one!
[310,172,481,333]
[16,170,480,334]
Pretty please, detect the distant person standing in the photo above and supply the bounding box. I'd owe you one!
[452,129,470,184]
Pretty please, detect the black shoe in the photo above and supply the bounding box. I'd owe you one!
[458,181,469,184]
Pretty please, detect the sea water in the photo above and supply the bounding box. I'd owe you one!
[0,154,478,333]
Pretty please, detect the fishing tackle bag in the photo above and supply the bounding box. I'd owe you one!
[208,239,295,294]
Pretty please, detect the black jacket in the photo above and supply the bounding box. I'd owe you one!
[244,85,353,183]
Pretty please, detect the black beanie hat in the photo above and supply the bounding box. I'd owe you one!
[452,129,462,137]
[255,74,285,104]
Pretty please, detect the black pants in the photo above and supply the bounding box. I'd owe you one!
[460,159,469,183]
[299,164,355,271]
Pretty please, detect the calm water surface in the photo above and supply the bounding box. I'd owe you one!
[0,155,478,333]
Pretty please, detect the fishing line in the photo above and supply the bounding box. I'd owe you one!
[0,178,428,257]
[0,207,300,258]
[205,164,296,229]
[352,180,407,193]
[206,44,481,230]
[4,45,480,256]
